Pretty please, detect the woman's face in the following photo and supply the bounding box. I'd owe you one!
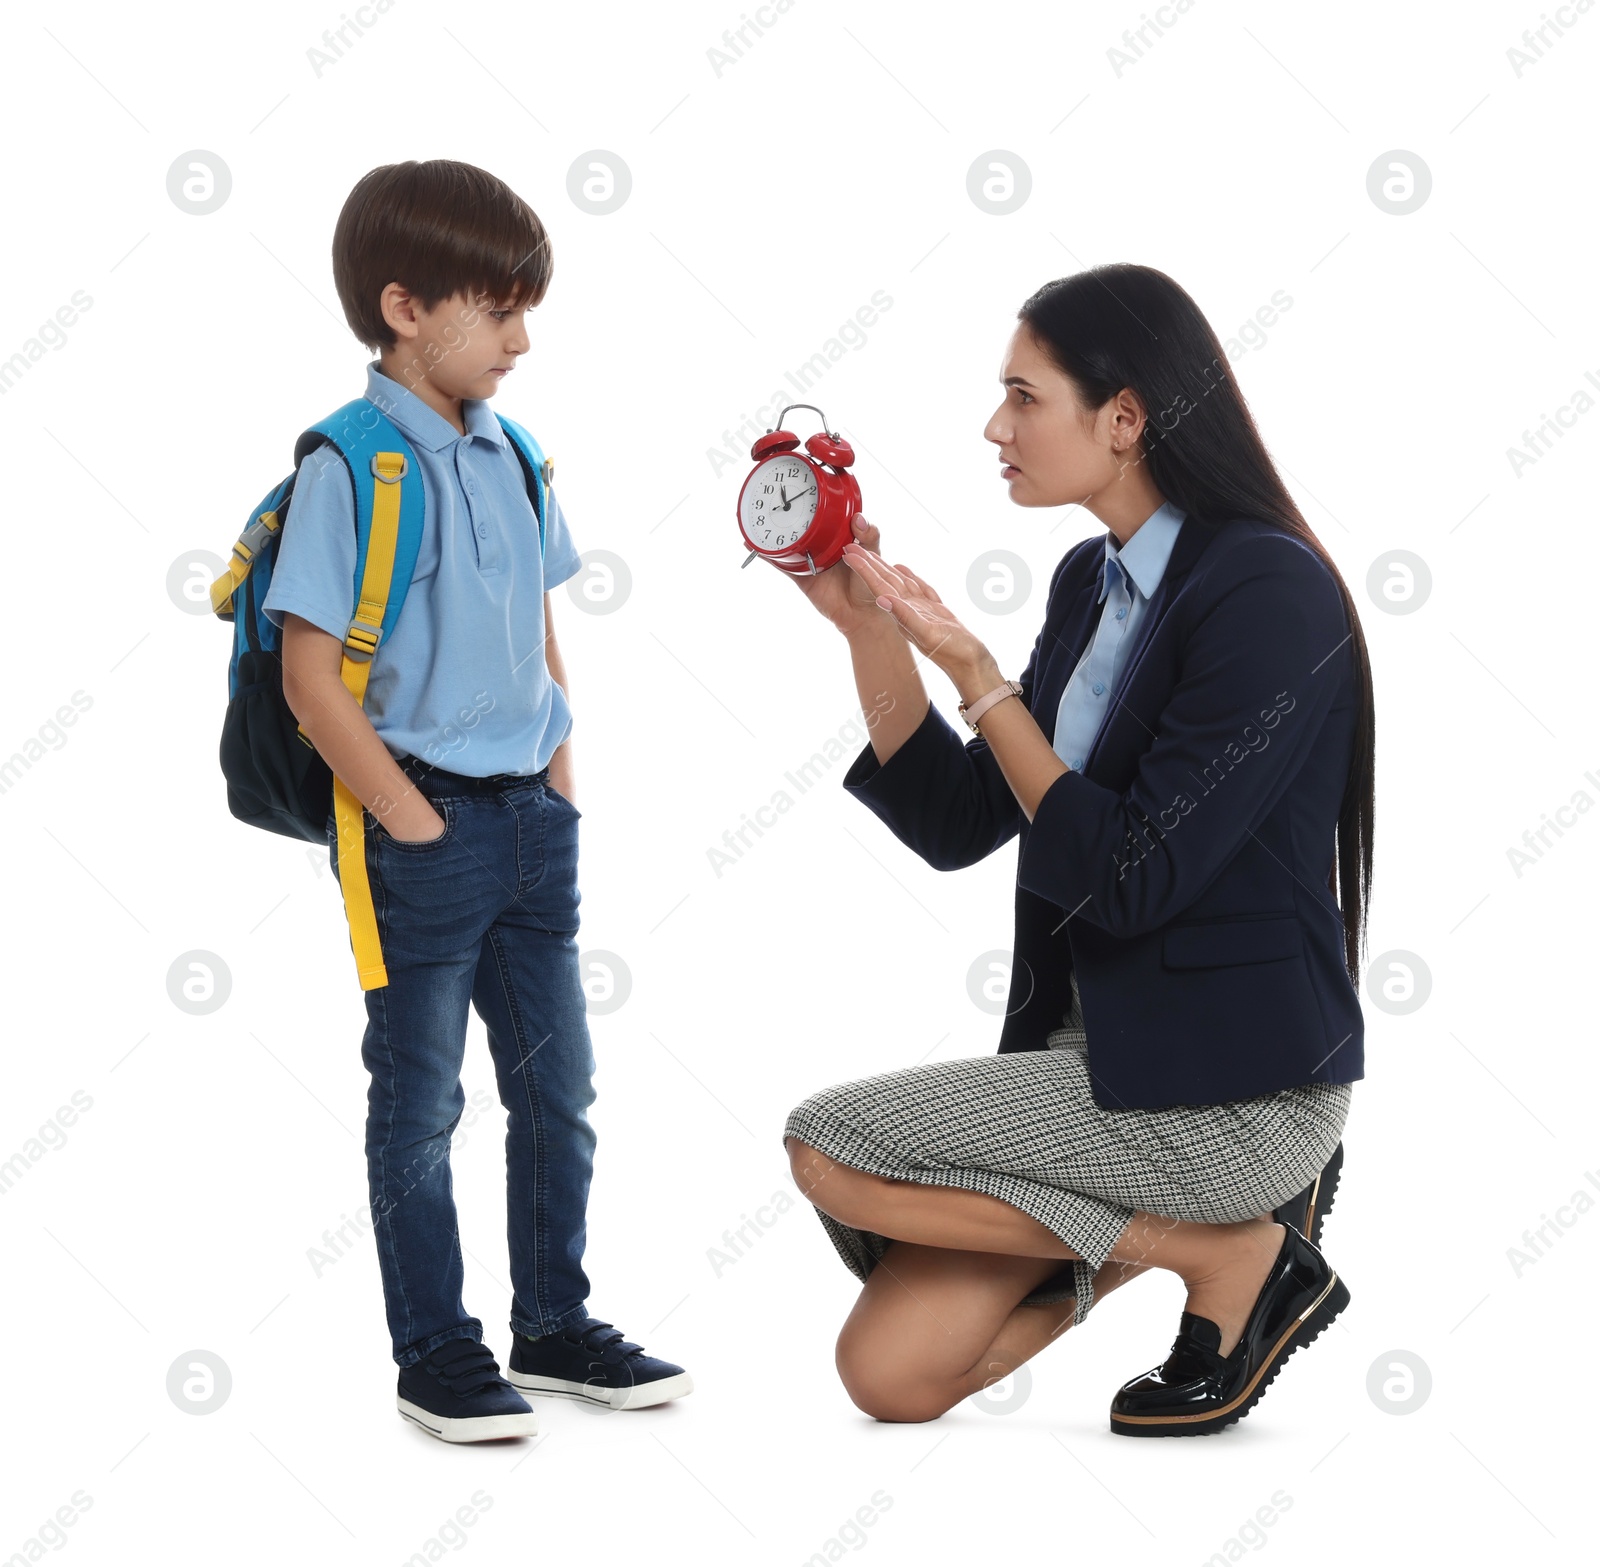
[985,323,1146,508]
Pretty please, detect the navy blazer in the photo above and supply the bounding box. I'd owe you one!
[841,515,1364,1110]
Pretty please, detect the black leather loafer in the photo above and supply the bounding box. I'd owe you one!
[1109,1224,1349,1437]
[1272,1140,1343,1247]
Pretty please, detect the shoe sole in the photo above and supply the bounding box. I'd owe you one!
[1274,1141,1343,1248]
[504,1370,694,1410]
[397,1396,539,1443]
[1109,1270,1350,1438]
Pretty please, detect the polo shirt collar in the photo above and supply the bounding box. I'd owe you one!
[1100,499,1187,602]
[363,360,507,452]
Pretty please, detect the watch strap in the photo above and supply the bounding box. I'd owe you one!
[959,678,1023,734]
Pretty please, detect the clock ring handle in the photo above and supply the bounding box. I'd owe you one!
[770,403,839,439]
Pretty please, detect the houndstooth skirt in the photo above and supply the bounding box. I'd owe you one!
[781,974,1351,1326]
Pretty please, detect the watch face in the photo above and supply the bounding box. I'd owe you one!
[740,454,819,551]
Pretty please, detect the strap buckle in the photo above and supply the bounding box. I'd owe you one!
[343,616,383,658]
[229,509,281,566]
[371,453,408,484]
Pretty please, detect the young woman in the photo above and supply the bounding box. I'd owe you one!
[780,263,1373,1437]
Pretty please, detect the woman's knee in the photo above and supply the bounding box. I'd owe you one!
[784,1133,816,1182]
[786,1137,889,1227]
[835,1331,959,1424]
[786,1135,836,1207]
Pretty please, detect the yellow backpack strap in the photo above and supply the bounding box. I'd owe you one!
[332,775,387,989]
[324,448,410,991]
[210,509,282,617]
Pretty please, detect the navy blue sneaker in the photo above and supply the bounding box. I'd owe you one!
[506,1316,693,1410]
[397,1338,539,1443]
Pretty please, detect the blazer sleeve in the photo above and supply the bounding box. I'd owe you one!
[1016,532,1353,936]
[840,603,1052,873]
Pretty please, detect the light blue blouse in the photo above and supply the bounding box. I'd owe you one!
[1051,500,1186,770]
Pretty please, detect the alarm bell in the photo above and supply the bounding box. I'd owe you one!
[736,404,863,577]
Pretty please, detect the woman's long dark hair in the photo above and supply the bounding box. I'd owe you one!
[1018,264,1374,985]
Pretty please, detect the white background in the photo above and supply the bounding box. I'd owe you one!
[2,0,1595,1561]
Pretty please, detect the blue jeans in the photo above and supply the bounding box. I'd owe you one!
[326,755,597,1366]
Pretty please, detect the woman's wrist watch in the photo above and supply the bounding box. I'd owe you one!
[958,678,1023,734]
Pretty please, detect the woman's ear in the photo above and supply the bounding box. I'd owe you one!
[1108,387,1146,446]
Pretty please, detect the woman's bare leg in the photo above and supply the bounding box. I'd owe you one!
[787,1138,1284,1372]
[833,1240,1152,1422]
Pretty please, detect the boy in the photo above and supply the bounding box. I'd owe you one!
[263,159,691,1443]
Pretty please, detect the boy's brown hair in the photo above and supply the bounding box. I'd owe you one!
[332,160,552,351]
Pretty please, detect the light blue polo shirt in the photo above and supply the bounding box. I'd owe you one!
[263,362,584,777]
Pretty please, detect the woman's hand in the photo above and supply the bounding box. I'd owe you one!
[784,513,886,636]
[840,542,993,684]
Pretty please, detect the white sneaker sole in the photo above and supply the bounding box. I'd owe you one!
[503,1369,694,1410]
[397,1396,539,1442]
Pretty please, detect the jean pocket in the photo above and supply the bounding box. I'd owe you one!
[546,783,582,820]
[380,796,456,852]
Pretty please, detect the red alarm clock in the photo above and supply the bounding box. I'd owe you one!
[737,404,862,576]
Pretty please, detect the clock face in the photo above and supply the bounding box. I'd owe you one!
[740,454,819,552]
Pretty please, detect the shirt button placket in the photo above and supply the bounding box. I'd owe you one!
[461,447,496,569]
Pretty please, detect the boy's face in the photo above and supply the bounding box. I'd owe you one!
[378,283,534,400]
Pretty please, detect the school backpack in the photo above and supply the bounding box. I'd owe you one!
[209,397,552,990]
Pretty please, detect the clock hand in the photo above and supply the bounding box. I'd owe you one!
[778,486,817,512]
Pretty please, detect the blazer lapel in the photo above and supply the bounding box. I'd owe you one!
[1029,566,1100,748]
